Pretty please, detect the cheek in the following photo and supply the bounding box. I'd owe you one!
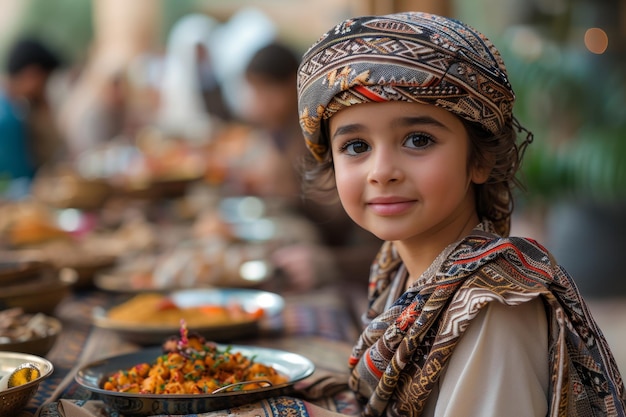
[333,162,363,213]
[418,153,472,196]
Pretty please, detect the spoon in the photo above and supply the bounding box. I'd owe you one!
[0,362,40,391]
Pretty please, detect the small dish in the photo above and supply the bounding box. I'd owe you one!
[0,314,62,357]
[0,351,54,417]
[75,345,314,416]
[92,288,285,345]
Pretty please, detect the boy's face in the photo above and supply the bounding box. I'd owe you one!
[328,101,489,246]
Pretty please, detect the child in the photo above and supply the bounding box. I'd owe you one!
[297,11,625,417]
[241,42,305,198]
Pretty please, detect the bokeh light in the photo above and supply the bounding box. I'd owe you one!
[584,27,609,54]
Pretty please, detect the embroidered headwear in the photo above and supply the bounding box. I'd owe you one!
[297,12,515,161]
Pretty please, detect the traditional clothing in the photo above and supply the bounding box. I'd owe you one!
[349,220,625,416]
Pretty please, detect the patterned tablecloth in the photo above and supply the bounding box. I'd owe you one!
[20,287,364,417]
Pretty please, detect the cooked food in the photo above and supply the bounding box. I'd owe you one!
[103,328,287,394]
[105,293,263,327]
[0,308,53,343]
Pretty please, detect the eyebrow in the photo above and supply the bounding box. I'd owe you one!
[393,116,449,130]
[331,115,450,140]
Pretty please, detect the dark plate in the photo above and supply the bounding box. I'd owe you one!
[75,345,315,416]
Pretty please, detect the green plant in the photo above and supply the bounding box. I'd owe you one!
[502,43,626,203]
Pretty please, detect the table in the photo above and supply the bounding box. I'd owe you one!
[22,285,365,417]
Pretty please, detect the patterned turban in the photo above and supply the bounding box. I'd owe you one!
[297,12,516,161]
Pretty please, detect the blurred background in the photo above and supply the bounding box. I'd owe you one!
[0,0,624,330]
[3,0,623,291]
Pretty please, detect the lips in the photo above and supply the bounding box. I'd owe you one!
[366,196,416,216]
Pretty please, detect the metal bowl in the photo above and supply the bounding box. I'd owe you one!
[0,351,54,417]
[0,315,62,357]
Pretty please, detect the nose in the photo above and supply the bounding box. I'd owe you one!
[367,147,403,185]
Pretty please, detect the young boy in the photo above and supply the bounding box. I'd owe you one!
[297,11,625,417]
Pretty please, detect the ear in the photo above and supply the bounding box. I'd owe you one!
[470,153,494,185]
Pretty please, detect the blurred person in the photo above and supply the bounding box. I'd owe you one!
[156,13,230,144]
[240,42,305,197]
[209,6,277,120]
[241,42,380,293]
[0,37,62,198]
[57,61,132,158]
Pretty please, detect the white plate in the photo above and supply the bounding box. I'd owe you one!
[92,288,285,345]
[75,344,314,416]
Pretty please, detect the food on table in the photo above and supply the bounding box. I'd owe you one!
[133,127,207,181]
[31,166,112,210]
[81,215,159,258]
[0,308,54,343]
[0,362,41,391]
[102,325,287,394]
[0,202,68,247]
[104,293,264,327]
[111,238,270,290]
[34,240,116,273]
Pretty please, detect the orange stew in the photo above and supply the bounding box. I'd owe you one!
[103,340,287,395]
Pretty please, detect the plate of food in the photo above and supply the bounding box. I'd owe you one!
[94,239,274,293]
[74,331,315,416]
[0,308,62,357]
[92,288,285,345]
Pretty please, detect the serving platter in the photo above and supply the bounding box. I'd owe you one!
[75,345,315,416]
[92,288,285,345]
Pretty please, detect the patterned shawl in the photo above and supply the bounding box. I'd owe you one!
[349,221,626,416]
[297,12,515,162]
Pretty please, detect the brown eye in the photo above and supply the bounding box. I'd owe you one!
[341,140,370,155]
[404,133,434,149]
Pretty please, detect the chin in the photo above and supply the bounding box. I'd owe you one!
[370,229,410,242]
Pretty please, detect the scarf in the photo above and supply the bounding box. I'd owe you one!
[348,221,626,416]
